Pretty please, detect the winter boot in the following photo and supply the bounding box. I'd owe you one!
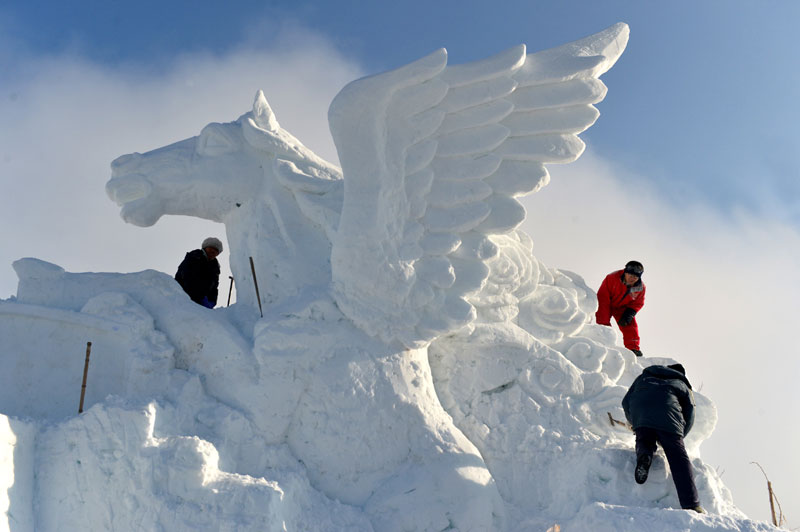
[688,506,706,514]
[630,349,643,357]
[635,454,652,484]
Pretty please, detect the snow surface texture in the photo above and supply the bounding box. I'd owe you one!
[0,23,780,532]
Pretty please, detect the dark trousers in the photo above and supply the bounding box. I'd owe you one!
[635,427,700,509]
[611,309,640,350]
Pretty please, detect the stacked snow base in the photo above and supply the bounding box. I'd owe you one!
[0,243,779,531]
[0,260,370,532]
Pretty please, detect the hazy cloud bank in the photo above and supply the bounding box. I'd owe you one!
[0,28,360,300]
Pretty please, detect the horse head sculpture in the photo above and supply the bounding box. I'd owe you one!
[107,92,343,311]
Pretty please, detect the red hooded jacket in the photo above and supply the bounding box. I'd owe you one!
[595,269,646,326]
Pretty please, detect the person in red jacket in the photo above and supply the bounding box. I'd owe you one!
[596,260,646,356]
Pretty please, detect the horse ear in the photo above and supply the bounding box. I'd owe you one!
[252,90,280,132]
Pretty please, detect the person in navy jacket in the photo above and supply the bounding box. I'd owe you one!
[596,260,645,357]
[175,237,223,308]
[622,363,704,513]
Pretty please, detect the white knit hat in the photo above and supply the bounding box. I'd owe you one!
[201,237,223,253]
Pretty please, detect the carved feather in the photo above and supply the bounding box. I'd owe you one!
[329,23,629,347]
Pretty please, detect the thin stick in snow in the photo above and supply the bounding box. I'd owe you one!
[78,341,92,414]
[751,461,786,527]
[249,257,263,318]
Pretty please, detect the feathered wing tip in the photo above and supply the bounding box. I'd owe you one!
[560,21,629,75]
[330,25,628,348]
[592,22,629,69]
[515,22,629,85]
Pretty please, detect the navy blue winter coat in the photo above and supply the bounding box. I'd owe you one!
[622,365,695,436]
[175,249,220,306]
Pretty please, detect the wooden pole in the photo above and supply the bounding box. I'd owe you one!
[751,461,784,527]
[78,341,92,413]
[226,276,234,307]
[768,480,777,526]
[249,256,263,318]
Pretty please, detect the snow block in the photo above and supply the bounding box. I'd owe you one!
[0,415,35,532]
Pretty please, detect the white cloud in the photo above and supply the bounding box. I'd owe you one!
[0,29,362,301]
[522,150,800,525]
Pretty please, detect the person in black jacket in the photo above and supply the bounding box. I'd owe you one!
[175,237,223,308]
[622,364,705,513]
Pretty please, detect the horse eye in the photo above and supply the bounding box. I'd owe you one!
[197,125,237,156]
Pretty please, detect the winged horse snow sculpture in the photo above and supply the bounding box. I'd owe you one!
[107,23,628,349]
[105,24,629,531]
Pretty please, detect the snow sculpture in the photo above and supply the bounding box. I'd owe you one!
[4,21,760,532]
[102,22,630,530]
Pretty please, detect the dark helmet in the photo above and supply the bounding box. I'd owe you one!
[624,260,644,277]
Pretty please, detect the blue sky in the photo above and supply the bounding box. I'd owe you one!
[5,1,799,223]
[2,0,799,526]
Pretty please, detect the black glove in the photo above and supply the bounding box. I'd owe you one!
[618,307,637,326]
